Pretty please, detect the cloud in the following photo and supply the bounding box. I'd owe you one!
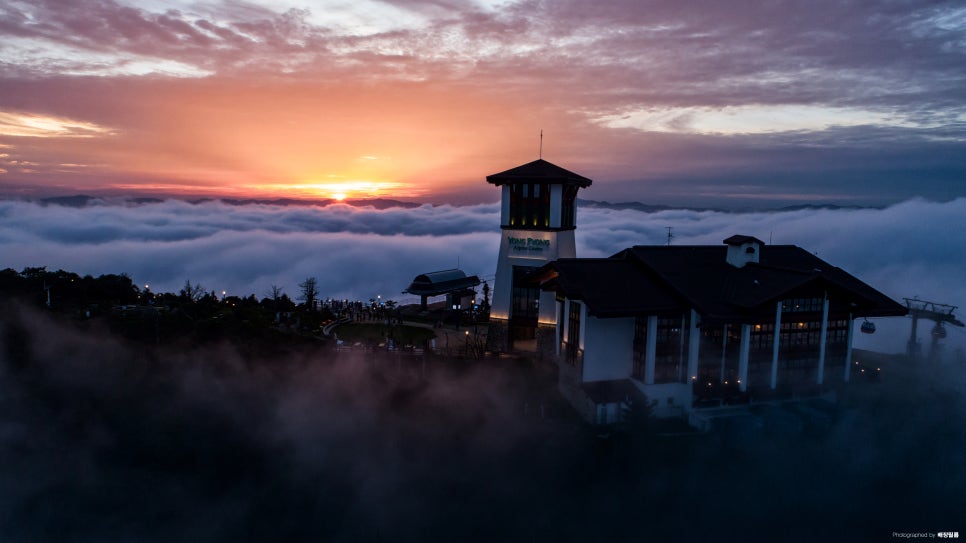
[0,1,963,204]
[0,111,115,138]
[1,197,965,354]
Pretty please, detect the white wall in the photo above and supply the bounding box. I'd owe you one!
[491,228,576,321]
[581,316,635,382]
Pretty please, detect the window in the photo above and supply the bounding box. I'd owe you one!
[633,316,648,379]
[509,183,551,228]
[510,266,539,321]
[655,315,688,383]
[561,185,578,229]
[566,301,582,366]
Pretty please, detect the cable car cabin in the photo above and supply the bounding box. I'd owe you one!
[860,320,876,334]
[932,323,947,339]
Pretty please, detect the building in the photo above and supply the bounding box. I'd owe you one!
[403,269,480,311]
[483,158,905,426]
[527,236,907,424]
[485,159,593,353]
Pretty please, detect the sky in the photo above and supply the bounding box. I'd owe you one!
[1,0,964,206]
[3,197,965,355]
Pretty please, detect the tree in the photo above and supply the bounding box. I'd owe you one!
[269,285,284,304]
[481,280,491,314]
[298,277,318,310]
[180,279,205,302]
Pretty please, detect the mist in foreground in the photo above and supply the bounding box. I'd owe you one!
[1,302,963,542]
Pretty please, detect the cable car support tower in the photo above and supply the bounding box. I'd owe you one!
[904,298,964,361]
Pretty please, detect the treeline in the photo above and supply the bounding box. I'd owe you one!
[0,267,332,347]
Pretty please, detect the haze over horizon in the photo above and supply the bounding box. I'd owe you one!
[1,0,964,207]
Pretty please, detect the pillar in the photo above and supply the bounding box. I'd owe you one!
[844,313,854,383]
[770,301,782,389]
[644,315,657,385]
[738,324,750,392]
[687,309,700,382]
[720,324,728,383]
[817,295,829,385]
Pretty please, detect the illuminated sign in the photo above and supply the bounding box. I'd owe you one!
[508,236,550,254]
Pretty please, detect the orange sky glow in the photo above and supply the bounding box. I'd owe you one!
[0,1,963,206]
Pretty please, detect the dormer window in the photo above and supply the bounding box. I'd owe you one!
[723,235,764,268]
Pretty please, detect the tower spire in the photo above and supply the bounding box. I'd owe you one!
[539,129,543,159]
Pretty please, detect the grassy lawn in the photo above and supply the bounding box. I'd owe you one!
[334,323,435,345]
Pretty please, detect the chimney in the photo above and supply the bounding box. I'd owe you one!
[723,235,764,268]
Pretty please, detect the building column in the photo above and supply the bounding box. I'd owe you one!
[844,312,854,383]
[817,294,829,385]
[644,315,657,385]
[555,300,563,356]
[687,309,700,382]
[770,301,782,390]
[738,324,750,392]
[720,324,728,383]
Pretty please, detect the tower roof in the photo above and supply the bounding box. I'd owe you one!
[486,159,592,187]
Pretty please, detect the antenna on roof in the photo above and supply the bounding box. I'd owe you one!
[666,226,673,246]
[539,129,543,159]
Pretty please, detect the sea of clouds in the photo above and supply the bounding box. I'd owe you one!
[1,197,964,354]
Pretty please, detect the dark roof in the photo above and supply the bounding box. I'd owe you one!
[486,159,592,188]
[404,269,481,296]
[535,237,906,323]
[624,244,906,321]
[533,258,681,317]
[723,234,765,246]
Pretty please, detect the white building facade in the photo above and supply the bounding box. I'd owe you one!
[485,159,592,353]
[530,236,907,425]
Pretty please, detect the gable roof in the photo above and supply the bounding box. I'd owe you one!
[534,258,681,317]
[535,238,906,323]
[486,159,592,188]
[723,234,765,246]
[624,244,906,321]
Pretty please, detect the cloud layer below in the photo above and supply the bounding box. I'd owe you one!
[2,198,965,352]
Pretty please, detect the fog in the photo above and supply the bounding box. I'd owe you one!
[1,197,964,354]
[1,300,963,542]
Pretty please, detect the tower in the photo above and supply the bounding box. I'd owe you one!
[485,159,592,352]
